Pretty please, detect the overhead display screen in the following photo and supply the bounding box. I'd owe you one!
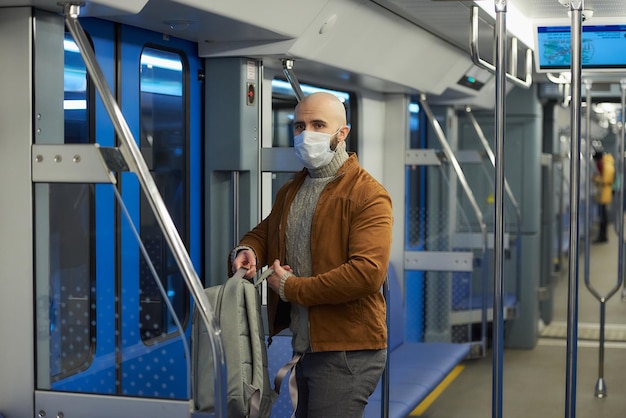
[536,24,626,71]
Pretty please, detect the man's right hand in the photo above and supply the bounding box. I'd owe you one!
[232,248,257,280]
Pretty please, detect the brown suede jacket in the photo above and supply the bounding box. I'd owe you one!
[229,153,393,352]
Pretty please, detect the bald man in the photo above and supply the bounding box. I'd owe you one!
[230,92,393,417]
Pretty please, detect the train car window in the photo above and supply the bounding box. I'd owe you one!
[46,33,97,382]
[270,78,357,195]
[406,100,426,249]
[37,32,98,384]
[271,79,355,147]
[138,47,190,341]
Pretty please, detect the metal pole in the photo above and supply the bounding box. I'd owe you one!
[381,276,390,418]
[63,4,228,415]
[492,1,507,418]
[595,302,607,396]
[232,171,240,245]
[282,59,305,102]
[583,80,592,297]
[558,155,565,271]
[620,80,626,301]
[565,2,583,417]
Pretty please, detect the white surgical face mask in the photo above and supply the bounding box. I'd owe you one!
[294,129,340,169]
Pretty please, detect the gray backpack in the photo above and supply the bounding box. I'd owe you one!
[192,269,276,418]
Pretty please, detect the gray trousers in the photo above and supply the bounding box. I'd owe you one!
[294,349,387,418]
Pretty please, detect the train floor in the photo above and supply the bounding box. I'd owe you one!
[421,224,626,418]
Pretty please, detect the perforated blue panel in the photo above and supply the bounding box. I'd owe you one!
[267,335,295,418]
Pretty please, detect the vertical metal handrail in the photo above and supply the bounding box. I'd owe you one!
[558,154,566,272]
[491,2,507,417]
[620,80,626,301]
[381,275,391,418]
[63,4,228,416]
[583,80,593,308]
[420,95,489,356]
[282,59,305,102]
[566,2,583,418]
[232,171,240,246]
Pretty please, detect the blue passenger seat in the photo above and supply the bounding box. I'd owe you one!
[265,264,470,418]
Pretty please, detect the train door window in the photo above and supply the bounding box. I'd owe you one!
[47,33,96,381]
[407,100,426,250]
[270,79,356,196]
[138,47,189,341]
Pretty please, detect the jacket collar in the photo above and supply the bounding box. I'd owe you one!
[295,152,358,183]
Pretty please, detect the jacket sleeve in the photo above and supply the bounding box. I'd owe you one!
[236,218,269,271]
[283,183,393,306]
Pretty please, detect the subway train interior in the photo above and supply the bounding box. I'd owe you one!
[2,0,626,417]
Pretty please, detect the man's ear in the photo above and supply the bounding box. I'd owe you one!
[339,125,351,141]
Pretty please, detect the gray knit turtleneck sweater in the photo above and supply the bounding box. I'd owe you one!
[282,142,349,353]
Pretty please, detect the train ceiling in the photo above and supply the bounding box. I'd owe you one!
[8,1,626,97]
[374,0,626,81]
[376,0,626,51]
[19,1,626,53]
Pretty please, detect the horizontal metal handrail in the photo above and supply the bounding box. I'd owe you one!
[469,5,532,89]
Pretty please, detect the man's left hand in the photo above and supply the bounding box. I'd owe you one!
[267,259,293,293]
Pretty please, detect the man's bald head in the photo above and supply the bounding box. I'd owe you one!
[293,92,350,146]
[296,92,347,126]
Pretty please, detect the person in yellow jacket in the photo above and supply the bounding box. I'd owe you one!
[593,150,615,243]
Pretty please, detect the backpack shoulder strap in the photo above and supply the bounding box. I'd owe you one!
[254,268,274,288]
[215,268,246,325]
[273,352,302,418]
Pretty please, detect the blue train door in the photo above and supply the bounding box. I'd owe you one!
[49,17,202,400]
[117,23,202,399]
